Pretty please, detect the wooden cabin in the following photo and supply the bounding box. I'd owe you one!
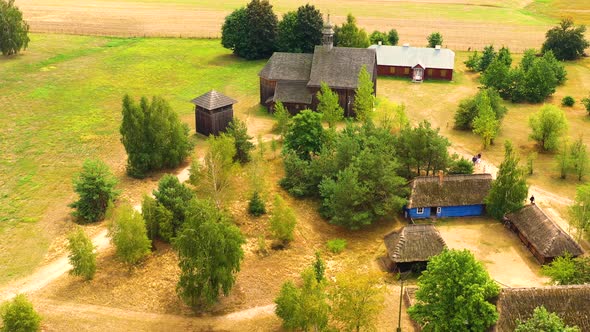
[369,44,455,82]
[191,90,236,136]
[383,224,446,273]
[258,18,377,116]
[405,173,492,219]
[504,204,583,264]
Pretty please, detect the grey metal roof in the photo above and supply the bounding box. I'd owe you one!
[307,46,376,89]
[190,90,237,110]
[258,52,313,81]
[369,44,455,70]
[273,81,313,104]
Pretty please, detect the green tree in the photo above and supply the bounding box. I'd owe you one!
[269,195,297,245]
[485,140,529,219]
[478,44,496,72]
[141,194,174,244]
[0,294,41,332]
[497,46,512,67]
[66,228,97,280]
[481,59,510,98]
[334,14,370,48]
[274,101,291,140]
[312,252,325,282]
[520,49,537,72]
[472,92,500,148]
[556,138,570,179]
[221,0,278,59]
[376,99,409,133]
[464,51,480,71]
[226,118,254,164]
[279,151,316,197]
[175,200,245,307]
[294,4,323,53]
[276,11,299,52]
[152,174,195,238]
[353,65,375,121]
[109,205,151,265]
[275,267,329,331]
[190,134,237,208]
[570,137,588,181]
[542,18,589,61]
[369,30,388,45]
[448,157,474,175]
[248,191,266,216]
[454,88,507,130]
[317,82,344,128]
[330,271,385,332]
[0,0,30,56]
[541,252,590,285]
[524,57,558,103]
[569,183,590,242]
[426,32,443,48]
[120,95,191,178]
[582,93,590,115]
[515,306,581,332]
[387,29,399,45]
[408,249,500,332]
[542,50,567,85]
[529,105,568,152]
[284,109,324,160]
[69,159,120,224]
[562,96,575,107]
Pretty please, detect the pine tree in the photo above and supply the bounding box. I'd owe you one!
[226,118,254,164]
[0,294,41,332]
[248,191,266,216]
[485,141,529,219]
[352,65,375,121]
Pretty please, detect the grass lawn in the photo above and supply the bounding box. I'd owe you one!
[527,0,590,25]
[1,32,589,286]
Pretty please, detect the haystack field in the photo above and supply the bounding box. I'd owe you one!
[14,0,571,51]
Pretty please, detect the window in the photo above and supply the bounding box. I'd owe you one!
[404,67,410,74]
[390,67,396,74]
[441,70,447,77]
[417,207,424,214]
[427,69,433,76]
[436,207,442,214]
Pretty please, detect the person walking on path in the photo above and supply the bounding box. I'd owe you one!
[530,195,535,205]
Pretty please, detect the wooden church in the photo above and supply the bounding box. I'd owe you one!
[191,90,236,136]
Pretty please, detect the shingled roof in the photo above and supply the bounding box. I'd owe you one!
[495,285,590,331]
[505,205,583,258]
[273,81,313,104]
[369,44,455,70]
[191,90,237,110]
[407,174,493,208]
[307,46,377,89]
[258,52,313,81]
[384,224,446,263]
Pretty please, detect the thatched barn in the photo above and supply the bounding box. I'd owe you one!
[404,285,590,331]
[258,17,377,116]
[405,173,493,219]
[495,285,590,331]
[504,204,583,264]
[369,44,455,81]
[191,90,236,136]
[383,224,446,273]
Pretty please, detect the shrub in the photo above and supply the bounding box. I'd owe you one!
[69,159,120,224]
[427,32,443,48]
[66,228,97,280]
[448,157,474,175]
[0,0,30,56]
[582,95,590,114]
[326,238,347,253]
[248,191,266,216]
[0,294,41,332]
[562,96,575,107]
[109,205,151,265]
[269,195,297,246]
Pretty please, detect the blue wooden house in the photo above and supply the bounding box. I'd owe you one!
[405,173,492,219]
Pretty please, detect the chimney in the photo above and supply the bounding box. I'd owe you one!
[438,170,444,187]
[435,45,441,51]
[403,43,410,47]
[322,14,334,51]
[378,41,382,46]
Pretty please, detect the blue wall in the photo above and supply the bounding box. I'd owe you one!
[406,205,484,219]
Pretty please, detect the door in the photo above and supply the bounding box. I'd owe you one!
[413,68,424,81]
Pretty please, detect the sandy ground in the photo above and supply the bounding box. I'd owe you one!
[14,0,549,51]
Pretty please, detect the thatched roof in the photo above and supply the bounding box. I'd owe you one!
[307,46,376,89]
[495,285,590,331]
[505,205,583,258]
[191,90,237,110]
[384,224,446,263]
[258,52,313,81]
[407,174,493,208]
[273,81,313,104]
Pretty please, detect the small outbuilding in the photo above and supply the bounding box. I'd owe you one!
[405,173,493,219]
[383,224,447,273]
[368,44,455,82]
[504,204,583,264]
[191,90,236,136]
